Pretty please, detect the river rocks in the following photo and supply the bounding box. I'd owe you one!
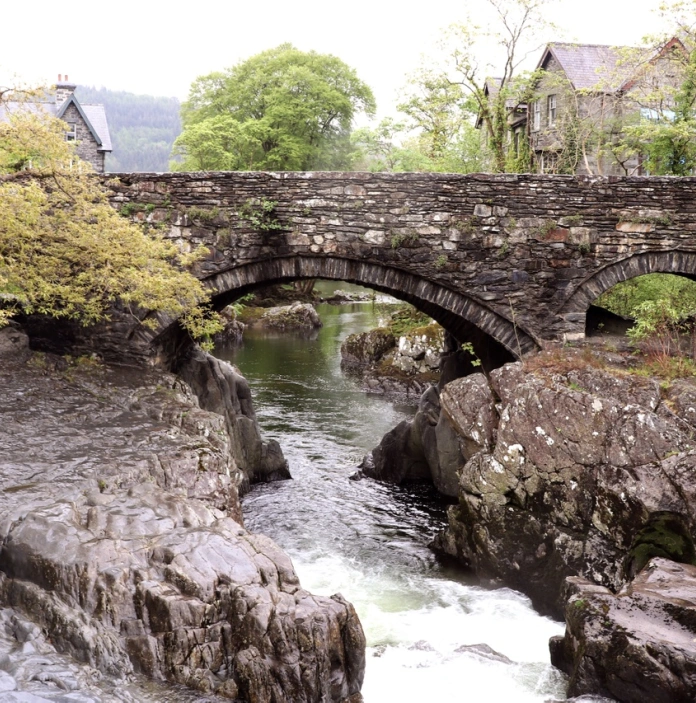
[366,348,696,623]
[0,324,30,360]
[550,558,696,703]
[177,348,290,489]
[341,323,443,397]
[322,289,374,304]
[0,341,365,701]
[341,328,395,367]
[214,306,245,344]
[259,302,322,331]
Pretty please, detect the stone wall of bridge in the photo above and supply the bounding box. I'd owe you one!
[105,171,696,357]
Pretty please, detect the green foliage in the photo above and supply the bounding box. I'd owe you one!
[390,230,419,248]
[382,305,434,336]
[596,274,696,319]
[620,43,696,176]
[350,118,437,172]
[535,220,557,239]
[185,206,222,224]
[75,86,181,172]
[237,198,282,231]
[173,44,375,171]
[0,95,221,344]
[441,0,554,173]
[598,274,696,378]
[434,254,448,268]
[627,513,696,578]
[461,341,482,366]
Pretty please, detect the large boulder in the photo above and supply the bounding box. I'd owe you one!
[259,302,322,330]
[550,558,696,703]
[362,385,440,485]
[341,328,395,367]
[434,356,696,616]
[0,345,365,701]
[341,322,443,397]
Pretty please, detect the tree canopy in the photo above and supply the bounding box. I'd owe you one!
[0,91,220,343]
[172,44,376,171]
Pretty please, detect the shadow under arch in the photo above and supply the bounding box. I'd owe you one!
[197,256,539,360]
[560,250,696,319]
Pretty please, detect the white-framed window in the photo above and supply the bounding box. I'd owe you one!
[65,123,77,141]
[547,94,557,126]
[532,100,541,131]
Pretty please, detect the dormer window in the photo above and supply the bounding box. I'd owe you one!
[532,100,541,131]
[65,123,77,141]
[547,95,557,126]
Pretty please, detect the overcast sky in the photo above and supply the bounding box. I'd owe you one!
[1,0,675,116]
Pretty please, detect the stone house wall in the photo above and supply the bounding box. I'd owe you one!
[529,45,689,176]
[61,102,105,173]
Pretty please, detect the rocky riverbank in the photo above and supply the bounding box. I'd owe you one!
[364,345,696,702]
[0,324,365,702]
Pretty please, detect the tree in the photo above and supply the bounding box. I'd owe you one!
[442,0,556,172]
[350,74,488,174]
[172,44,376,171]
[350,118,435,172]
[619,32,696,175]
[0,90,221,344]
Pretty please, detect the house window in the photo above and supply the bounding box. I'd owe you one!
[65,123,77,141]
[547,94,557,126]
[532,100,541,131]
[541,152,558,174]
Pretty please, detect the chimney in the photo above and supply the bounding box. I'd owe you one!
[56,74,76,106]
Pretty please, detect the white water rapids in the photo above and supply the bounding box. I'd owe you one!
[215,298,588,703]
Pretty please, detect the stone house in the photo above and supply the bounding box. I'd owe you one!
[492,38,688,175]
[0,75,112,173]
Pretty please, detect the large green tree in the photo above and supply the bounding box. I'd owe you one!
[172,44,376,171]
[0,90,221,343]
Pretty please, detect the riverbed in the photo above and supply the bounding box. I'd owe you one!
[214,301,570,703]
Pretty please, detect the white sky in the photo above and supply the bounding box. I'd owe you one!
[0,0,675,116]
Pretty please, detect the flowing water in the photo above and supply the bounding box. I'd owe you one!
[213,299,571,703]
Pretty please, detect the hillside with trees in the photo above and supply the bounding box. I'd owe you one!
[75,86,181,172]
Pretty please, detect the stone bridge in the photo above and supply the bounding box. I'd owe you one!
[107,171,696,361]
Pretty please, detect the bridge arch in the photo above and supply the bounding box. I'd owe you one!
[560,251,696,323]
[198,256,539,359]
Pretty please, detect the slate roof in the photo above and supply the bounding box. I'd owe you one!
[56,95,112,151]
[0,95,112,152]
[538,43,645,92]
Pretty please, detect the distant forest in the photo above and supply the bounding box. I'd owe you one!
[75,86,181,172]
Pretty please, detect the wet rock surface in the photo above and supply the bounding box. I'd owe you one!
[340,324,442,398]
[0,328,365,702]
[551,558,696,703]
[213,308,245,345]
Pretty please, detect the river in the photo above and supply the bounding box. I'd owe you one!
[213,297,571,703]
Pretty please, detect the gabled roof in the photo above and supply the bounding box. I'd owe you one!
[56,95,111,151]
[0,94,112,152]
[537,43,640,92]
[536,39,689,94]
